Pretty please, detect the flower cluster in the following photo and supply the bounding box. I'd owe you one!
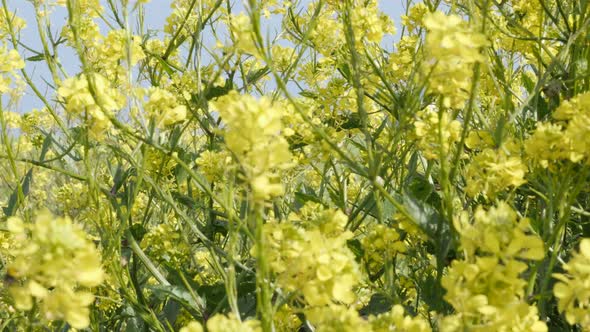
[0,47,24,93]
[553,239,590,330]
[262,204,360,306]
[422,11,488,109]
[227,13,259,56]
[143,87,188,128]
[180,314,261,332]
[443,202,546,331]
[90,29,146,82]
[5,210,104,329]
[165,0,220,38]
[6,0,590,330]
[141,221,191,268]
[58,0,102,48]
[293,2,343,57]
[455,202,544,260]
[57,73,125,139]
[361,224,406,274]
[304,303,432,332]
[464,147,527,199]
[401,3,429,33]
[349,0,395,44]
[526,92,590,168]
[305,304,370,332]
[211,91,293,202]
[195,150,232,183]
[414,106,462,160]
[369,305,432,332]
[54,181,89,214]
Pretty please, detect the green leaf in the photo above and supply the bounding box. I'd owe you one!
[294,191,322,206]
[299,90,318,99]
[204,84,231,100]
[111,165,128,197]
[398,191,443,240]
[197,283,226,312]
[25,54,47,62]
[148,284,203,313]
[155,56,175,75]
[338,112,362,130]
[129,223,147,242]
[417,274,452,314]
[338,62,352,81]
[405,175,436,204]
[161,299,181,326]
[2,169,33,217]
[171,191,198,209]
[38,133,53,162]
[493,116,507,147]
[124,311,146,332]
[236,275,257,316]
[398,190,454,263]
[521,71,536,93]
[246,66,269,85]
[359,293,393,316]
[2,133,55,216]
[346,238,364,261]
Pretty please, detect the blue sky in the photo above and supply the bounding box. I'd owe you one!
[10,1,405,112]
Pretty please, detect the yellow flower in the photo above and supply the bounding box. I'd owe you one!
[0,48,25,93]
[465,130,494,150]
[525,122,573,167]
[210,91,293,203]
[227,13,259,56]
[141,221,191,267]
[525,92,590,167]
[180,321,204,332]
[441,257,546,332]
[350,0,395,44]
[370,305,431,332]
[6,210,104,329]
[196,150,233,182]
[260,204,360,306]
[362,224,406,275]
[553,238,590,329]
[206,313,261,332]
[401,3,429,32]
[464,147,527,199]
[56,0,102,17]
[414,106,462,160]
[144,87,187,127]
[422,11,487,109]
[87,29,146,82]
[0,49,24,72]
[164,0,220,38]
[455,202,544,261]
[443,202,546,331]
[42,288,95,329]
[306,304,370,332]
[58,73,125,139]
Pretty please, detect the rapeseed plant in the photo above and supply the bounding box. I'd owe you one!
[2,0,590,330]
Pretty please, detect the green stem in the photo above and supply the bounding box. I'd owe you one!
[125,229,170,286]
[253,205,273,331]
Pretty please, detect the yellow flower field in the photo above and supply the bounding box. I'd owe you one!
[1,0,590,331]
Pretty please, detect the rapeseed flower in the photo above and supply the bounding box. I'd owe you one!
[6,210,104,329]
[554,239,590,329]
[211,91,293,202]
[58,73,125,139]
[422,11,488,109]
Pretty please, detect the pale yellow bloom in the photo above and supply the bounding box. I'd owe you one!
[6,210,104,329]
